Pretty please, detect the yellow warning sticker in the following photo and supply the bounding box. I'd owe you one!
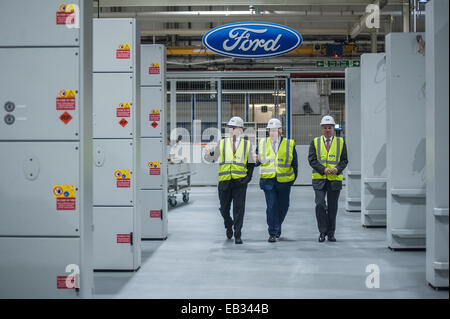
[118,44,131,51]
[150,63,160,68]
[118,103,131,109]
[58,89,76,98]
[52,185,76,198]
[150,109,160,115]
[58,4,76,13]
[147,161,161,169]
[114,169,131,180]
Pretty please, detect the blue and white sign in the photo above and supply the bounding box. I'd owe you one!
[202,22,303,59]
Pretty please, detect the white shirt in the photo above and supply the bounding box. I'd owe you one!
[231,136,241,151]
[270,137,281,154]
[323,135,334,147]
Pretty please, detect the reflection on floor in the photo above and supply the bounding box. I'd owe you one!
[94,186,448,299]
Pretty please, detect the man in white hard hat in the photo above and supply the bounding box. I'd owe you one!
[254,118,298,242]
[308,115,348,243]
[204,116,255,244]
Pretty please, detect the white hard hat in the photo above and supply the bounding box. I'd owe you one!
[267,118,282,129]
[227,116,244,128]
[320,115,336,126]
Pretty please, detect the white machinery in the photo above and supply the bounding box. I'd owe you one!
[385,33,426,250]
[360,53,387,227]
[140,44,168,239]
[0,0,93,298]
[93,18,141,270]
[345,67,362,212]
[425,0,449,288]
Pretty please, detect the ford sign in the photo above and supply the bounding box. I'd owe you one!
[202,22,302,59]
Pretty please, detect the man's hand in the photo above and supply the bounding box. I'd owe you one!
[324,168,332,175]
[204,146,211,155]
[330,168,338,175]
[253,154,259,163]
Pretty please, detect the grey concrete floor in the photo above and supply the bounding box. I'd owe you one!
[94,186,448,299]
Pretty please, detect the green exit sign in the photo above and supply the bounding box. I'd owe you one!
[316,60,360,68]
[327,61,338,67]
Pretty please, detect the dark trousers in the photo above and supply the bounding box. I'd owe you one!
[261,179,292,236]
[218,181,248,239]
[314,181,340,235]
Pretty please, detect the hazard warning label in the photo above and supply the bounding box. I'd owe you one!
[116,103,131,118]
[119,118,128,127]
[116,44,131,59]
[149,63,160,74]
[148,161,161,175]
[114,169,131,188]
[117,234,131,244]
[53,185,76,211]
[149,109,161,122]
[56,4,76,25]
[151,121,158,128]
[60,112,73,125]
[150,210,161,218]
[56,89,76,110]
[57,276,76,289]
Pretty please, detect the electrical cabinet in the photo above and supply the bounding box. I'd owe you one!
[93,207,139,270]
[140,44,166,86]
[0,48,80,140]
[425,0,449,288]
[345,67,361,212]
[140,190,168,239]
[140,44,168,240]
[93,19,136,72]
[93,18,141,271]
[93,139,134,206]
[0,142,80,236]
[0,238,81,298]
[360,53,387,227]
[141,86,165,138]
[386,33,426,249]
[0,0,80,47]
[0,0,93,298]
[93,73,135,138]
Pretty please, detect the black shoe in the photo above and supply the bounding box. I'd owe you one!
[328,235,336,242]
[318,233,326,242]
[268,235,276,243]
[275,232,281,239]
[235,238,243,244]
[226,228,233,239]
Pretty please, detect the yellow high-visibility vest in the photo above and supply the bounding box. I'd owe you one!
[312,136,344,181]
[258,137,295,183]
[218,137,250,182]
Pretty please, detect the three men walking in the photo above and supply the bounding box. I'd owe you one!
[206,114,347,244]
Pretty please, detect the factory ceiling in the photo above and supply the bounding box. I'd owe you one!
[94,0,426,71]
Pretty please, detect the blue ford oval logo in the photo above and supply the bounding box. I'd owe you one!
[202,22,302,58]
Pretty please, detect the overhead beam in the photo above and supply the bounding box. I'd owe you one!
[141,28,353,36]
[166,45,357,55]
[94,0,404,7]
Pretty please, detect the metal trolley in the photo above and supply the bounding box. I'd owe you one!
[167,162,195,207]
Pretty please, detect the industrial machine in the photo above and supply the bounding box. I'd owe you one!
[0,0,93,298]
[93,18,141,270]
[140,44,169,239]
[385,32,426,250]
[360,53,387,227]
